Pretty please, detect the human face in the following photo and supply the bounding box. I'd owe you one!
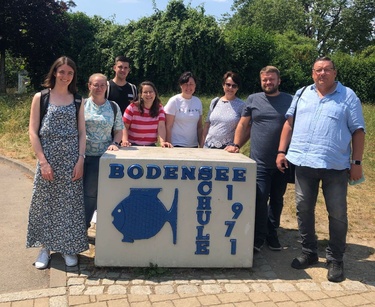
[312,60,337,92]
[89,77,107,98]
[180,77,196,99]
[141,85,156,106]
[54,64,74,87]
[113,61,130,81]
[260,72,280,95]
[223,77,238,99]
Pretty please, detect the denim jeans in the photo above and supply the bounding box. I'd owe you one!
[83,156,101,229]
[295,166,348,262]
[255,166,288,242]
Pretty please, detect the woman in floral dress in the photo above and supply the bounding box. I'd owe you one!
[27,56,88,269]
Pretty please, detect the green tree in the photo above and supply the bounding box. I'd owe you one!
[230,0,306,35]
[271,31,318,93]
[230,0,375,55]
[0,0,76,93]
[65,13,123,91]
[332,48,375,103]
[224,25,275,93]
[113,0,228,94]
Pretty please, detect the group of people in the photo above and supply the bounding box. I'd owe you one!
[26,55,365,284]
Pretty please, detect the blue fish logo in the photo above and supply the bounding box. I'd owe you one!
[112,188,178,244]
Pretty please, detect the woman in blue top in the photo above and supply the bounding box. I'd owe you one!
[201,71,245,149]
[83,73,125,229]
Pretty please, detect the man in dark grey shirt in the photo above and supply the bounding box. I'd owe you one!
[226,66,292,252]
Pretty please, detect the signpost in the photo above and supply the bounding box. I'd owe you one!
[95,147,256,268]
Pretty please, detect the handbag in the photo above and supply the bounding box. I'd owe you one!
[285,86,307,184]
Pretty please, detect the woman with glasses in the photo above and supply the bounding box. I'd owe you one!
[83,73,125,229]
[201,71,245,149]
[164,71,203,147]
[122,81,172,147]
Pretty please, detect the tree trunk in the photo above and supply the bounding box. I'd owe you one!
[0,48,6,94]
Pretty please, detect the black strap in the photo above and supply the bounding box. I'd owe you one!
[211,97,220,111]
[39,89,81,135]
[288,86,307,157]
[292,86,307,132]
[108,100,118,139]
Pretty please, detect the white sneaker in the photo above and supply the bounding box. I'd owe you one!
[62,254,78,267]
[35,248,50,269]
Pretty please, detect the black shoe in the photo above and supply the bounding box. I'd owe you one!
[266,235,282,251]
[291,253,319,269]
[327,260,345,282]
[253,239,264,252]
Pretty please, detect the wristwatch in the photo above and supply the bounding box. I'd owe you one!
[229,142,240,149]
[112,141,120,147]
[351,160,362,165]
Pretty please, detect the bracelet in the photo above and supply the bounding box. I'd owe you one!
[229,142,240,149]
[78,154,85,159]
[277,150,287,154]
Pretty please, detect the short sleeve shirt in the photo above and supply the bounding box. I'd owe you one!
[286,82,366,170]
[243,92,293,168]
[84,98,124,156]
[164,94,202,147]
[204,97,245,148]
[123,103,166,145]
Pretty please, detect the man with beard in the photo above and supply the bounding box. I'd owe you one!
[226,66,293,252]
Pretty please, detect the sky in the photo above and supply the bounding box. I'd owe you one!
[70,0,234,24]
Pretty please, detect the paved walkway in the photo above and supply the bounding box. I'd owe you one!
[0,156,374,306]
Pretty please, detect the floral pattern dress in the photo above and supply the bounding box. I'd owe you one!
[26,102,88,254]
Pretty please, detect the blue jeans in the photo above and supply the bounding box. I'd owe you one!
[83,156,101,229]
[295,166,348,262]
[255,166,288,242]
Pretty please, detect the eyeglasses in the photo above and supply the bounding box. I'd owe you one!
[143,91,155,95]
[313,68,335,74]
[91,84,107,89]
[225,83,238,89]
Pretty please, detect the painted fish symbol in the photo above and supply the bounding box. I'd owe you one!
[112,188,178,244]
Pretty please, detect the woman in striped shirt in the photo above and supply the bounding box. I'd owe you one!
[123,81,173,147]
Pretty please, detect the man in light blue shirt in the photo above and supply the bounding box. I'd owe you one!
[276,57,365,283]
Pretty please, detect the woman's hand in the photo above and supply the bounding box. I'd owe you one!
[160,141,173,148]
[121,140,131,147]
[40,161,54,181]
[72,158,84,181]
[108,143,120,151]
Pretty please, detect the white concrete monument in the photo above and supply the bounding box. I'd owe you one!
[95,147,256,267]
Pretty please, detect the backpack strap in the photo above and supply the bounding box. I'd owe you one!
[108,100,118,139]
[106,81,110,99]
[39,89,81,135]
[211,97,220,111]
[39,89,50,135]
[73,93,82,121]
[129,82,137,100]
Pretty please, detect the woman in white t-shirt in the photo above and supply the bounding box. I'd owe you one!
[164,72,203,147]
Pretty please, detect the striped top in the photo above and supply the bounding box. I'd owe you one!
[123,102,166,145]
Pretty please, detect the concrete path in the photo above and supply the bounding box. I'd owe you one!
[0,156,374,306]
[0,161,49,294]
